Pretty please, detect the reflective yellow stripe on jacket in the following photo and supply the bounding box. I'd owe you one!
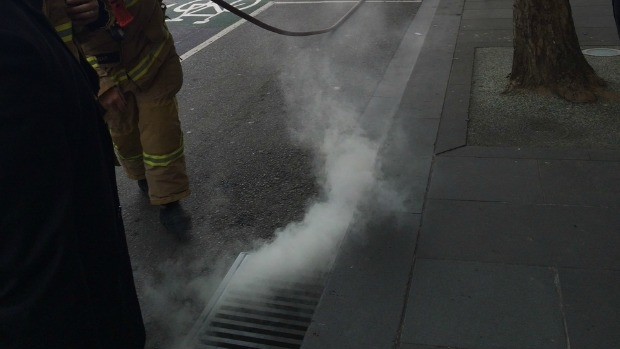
[54,22,73,44]
[85,30,170,85]
[127,30,170,82]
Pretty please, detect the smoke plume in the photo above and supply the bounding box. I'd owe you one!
[236,40,401,284]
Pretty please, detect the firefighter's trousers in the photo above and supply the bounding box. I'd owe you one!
[103,53,190,206]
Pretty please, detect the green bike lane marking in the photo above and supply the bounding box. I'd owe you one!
[177,1,273,61]
[165,0,267,29]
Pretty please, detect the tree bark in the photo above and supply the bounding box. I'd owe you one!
[506,0,606,102]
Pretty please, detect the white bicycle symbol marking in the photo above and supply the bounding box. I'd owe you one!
[166,0,262,24]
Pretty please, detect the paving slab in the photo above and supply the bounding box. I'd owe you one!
[538,159,620,207]
[574,14,615,29]
[399,344,458,349]
[449,55,474,84]
[400,259,567,349]
[559,269,620,349]
[578,28,620,45]
[464,0,511,10]
[457,29,512,44]
[570,4,612,17]
[460,18,512,30]
[435,84,471,153]
[399,15,461,120]
[378,116,436,213]
[572,0,610,5]
[436,0,464,15]
[379,157,433,214]
[417,200,620,269]
[589,149,620,161]
[360,96,402,141]
[399,58,448,120]
[302,212,420,349]
[442,146,591,160]
[387,115,439,156]
[427,156,543,203]
[462,8,512,20]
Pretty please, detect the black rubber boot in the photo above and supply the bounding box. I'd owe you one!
[159,201,191,238]
[137,179,149,195]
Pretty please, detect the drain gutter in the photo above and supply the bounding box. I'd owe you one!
[182,252,325,349]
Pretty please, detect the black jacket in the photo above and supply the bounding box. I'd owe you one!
[0,1,145,348]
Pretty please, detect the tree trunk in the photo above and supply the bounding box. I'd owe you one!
[506,0,606,102]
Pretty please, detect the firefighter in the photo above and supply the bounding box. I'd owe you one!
[45,0,192,235]
[1,0,145,347]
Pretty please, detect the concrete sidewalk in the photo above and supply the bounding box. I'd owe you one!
[303,0,620,348]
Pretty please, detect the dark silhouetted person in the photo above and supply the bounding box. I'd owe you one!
[0,0,146,348]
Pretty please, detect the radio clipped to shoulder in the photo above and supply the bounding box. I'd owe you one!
[106,0,133,40]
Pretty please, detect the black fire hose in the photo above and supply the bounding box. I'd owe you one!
[209,0,367,36]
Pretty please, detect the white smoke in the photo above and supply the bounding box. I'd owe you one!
[240,129,379,280]
[143,51,402,348]
[138,256,226,349]
[235,46,398,284]
[141,7,411,347]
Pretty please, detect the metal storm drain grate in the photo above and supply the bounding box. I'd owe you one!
[182,252,325,349]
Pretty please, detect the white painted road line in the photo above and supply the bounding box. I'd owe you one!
[180,1,274,61]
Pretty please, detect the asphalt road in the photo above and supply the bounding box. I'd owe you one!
[116,1,421,347]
